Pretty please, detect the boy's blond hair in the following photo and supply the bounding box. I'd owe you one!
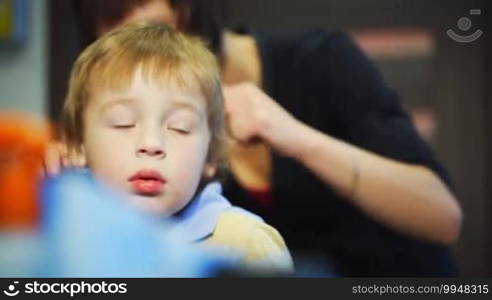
[61,22,227,180]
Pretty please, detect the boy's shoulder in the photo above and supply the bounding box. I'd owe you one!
[206,207,293,271]
[212,207,276,245]
[175,182,293,271]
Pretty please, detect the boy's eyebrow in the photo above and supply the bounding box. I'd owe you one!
[170,100,202,114]
[100,99,136,112]
[99,98,202,115]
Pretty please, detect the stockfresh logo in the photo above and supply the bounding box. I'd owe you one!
[3,281,20,297]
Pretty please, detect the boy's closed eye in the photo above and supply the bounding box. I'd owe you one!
[103,105,136,129]
[166,113,198,135]
[113,124,135,129]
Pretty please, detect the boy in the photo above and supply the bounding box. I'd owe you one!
[60,22,293,272]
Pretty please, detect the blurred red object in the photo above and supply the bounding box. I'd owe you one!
[0,113,50,228]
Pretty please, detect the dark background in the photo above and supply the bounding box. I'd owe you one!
[49,0,491,276]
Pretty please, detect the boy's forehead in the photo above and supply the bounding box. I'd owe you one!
[91,66,205,101]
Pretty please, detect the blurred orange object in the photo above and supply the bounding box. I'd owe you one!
[0,113,50,228]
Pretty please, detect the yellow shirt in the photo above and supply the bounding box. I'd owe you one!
[172,182,293,274]
[202,210,294,273]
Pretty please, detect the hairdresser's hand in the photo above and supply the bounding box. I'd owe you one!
[42,141,85,177]
[223,82,307,158]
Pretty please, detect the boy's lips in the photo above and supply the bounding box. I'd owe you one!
[129,169,166,196]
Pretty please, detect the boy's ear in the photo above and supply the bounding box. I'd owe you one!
[203,161,218,179]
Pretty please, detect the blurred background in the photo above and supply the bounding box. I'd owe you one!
[0,0,490,276]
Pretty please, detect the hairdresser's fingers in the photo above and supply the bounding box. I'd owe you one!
[57,142,78,169]
[223,83,254,115]
[68,151,86,168]
[43,143,63,176]
[60,149,71,169]
[223,82,303,157]
[223,83,255,141]
[223,82,272,142]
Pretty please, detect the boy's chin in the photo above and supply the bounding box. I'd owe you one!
[127,194,178,217]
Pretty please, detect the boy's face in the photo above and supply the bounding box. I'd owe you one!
[81,68,215,216]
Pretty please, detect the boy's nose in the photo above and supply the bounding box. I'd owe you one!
[137,146,166,158]
[136,126,166,158]
[136,132,166,158]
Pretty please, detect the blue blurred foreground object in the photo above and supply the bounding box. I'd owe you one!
[0,170,230,277]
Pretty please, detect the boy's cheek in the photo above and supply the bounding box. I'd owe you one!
[168,152,209,187]
[170,139,209,163]
[83,139,134,174]
[85,129,133,151]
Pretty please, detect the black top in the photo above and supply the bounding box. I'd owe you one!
[223,29,458,277]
